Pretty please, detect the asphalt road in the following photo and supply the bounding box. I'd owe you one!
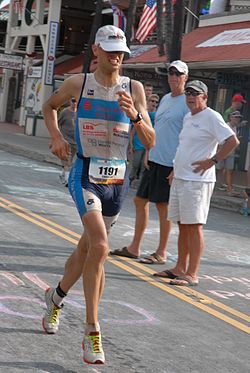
[0,150,249,373]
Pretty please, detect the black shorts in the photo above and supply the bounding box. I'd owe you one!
[136,161,173,203]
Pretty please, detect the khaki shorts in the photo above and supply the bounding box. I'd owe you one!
[168,179,215,224]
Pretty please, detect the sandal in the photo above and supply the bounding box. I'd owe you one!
[139,252,166,265]
[169,276,199,287]
[153,269,178,278]
[109,247,139,259]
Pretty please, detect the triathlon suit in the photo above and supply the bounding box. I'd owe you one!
[68,73,131,231]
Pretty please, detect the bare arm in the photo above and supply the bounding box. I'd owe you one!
[129,126,136,153]
[42,74,83,159]
[117,80,155,149]
[192,135,240,175]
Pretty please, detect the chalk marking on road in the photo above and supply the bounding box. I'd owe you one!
[0,271,157,324]
[117,257,250,324]
[0,296,44,318]
[0,196,81,239]
[109,258,250,334]
[1,196,249,334]
[23,273,50,290]
[0,272,25,286]
[0,294,157,325]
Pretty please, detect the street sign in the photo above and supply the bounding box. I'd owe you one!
[27,66,42,78]
[0,53,23,70]
[45,21,59,85]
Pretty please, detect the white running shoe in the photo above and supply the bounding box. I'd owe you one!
[82,331,105,364]
[42,288,62,334]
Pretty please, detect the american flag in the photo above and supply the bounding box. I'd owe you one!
[110,3,127,31]
[135,0,169,44]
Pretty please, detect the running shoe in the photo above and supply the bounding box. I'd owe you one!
[42,288,63,334]
[82,331,105,364]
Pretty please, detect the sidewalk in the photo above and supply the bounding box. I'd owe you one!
[0,121,248,214]
[0,121,61,166]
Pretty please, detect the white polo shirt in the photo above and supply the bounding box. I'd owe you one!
[174,107,235,182]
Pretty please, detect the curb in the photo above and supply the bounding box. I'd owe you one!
[0,143,61,166]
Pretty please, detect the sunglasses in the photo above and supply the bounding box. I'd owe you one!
[184,90,202,97]
[150,100,159,103]
[168,70,185,77]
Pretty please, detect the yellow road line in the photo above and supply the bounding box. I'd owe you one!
[117,257,250,323]
[1,196,249,334]
[110,258,250,334]
[0,201,78,245]
[0,196,81,239]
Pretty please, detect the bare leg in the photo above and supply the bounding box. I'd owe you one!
[156,222,188,277]
[171,223,189,274]
[82,211,109,325]
[155,202,171,259]
[225,170,233,193]
[185,223,204,280]
[60,233,89,293]
[127,196,149,256]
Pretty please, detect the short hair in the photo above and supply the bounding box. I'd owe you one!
[148,93,159,102]
[144,83,153,88]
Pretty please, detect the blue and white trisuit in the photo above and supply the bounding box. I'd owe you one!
[68,73,132,232]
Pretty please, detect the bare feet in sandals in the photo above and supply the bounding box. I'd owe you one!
[153,269,178,278]
[169,275,199,286]
[139,253,166,265]
[109,247,139,259]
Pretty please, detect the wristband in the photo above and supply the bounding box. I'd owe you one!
[133,119,143,128]
[211,155,218,164]
[131,112,143,123]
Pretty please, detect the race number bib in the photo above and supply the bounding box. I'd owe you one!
[89,157,126,185]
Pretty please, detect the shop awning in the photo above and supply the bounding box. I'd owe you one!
[53,45,156,76]
[54,54,84,75]
[123,21,250,70]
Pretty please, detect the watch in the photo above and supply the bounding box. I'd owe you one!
[211,155,218,164]
[131,112,143,123]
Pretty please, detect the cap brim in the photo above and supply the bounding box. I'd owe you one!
[186,85,205,94]
[168,64,187,74]
[99,41,131,54]
[169,67,185,73]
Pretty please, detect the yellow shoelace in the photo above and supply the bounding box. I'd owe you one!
[89,335,102,353]
[49,306,60,324]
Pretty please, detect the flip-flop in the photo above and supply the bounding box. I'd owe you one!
[153,269,178,278]
[109,247,139,259]
[139,253,166,265]
[169,276,199,286]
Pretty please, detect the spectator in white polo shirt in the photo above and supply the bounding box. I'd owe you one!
[155,80,239,285]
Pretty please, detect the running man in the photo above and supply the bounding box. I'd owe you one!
[42,25,155,365]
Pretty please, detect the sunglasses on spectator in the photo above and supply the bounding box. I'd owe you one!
[184,90,203,97]
[168,70,185,77]
[150,99,159,103]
